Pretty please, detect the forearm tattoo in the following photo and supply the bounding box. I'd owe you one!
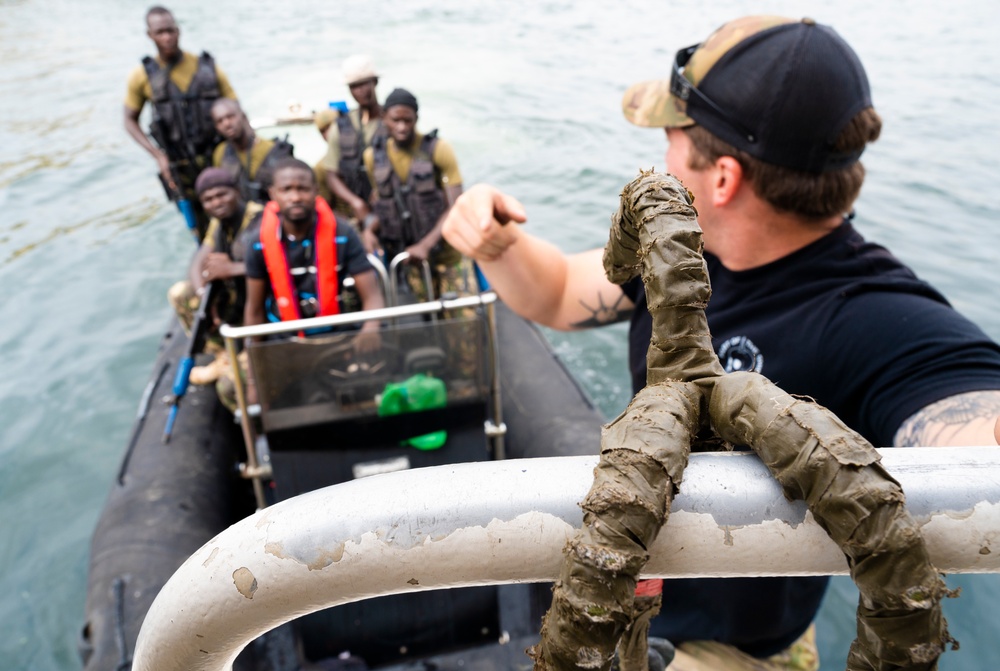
[570,292,632,329]
[893,391,1000,446]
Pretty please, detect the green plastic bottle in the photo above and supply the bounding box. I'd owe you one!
[377,373,448,450]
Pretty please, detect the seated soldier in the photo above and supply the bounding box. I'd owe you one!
[211,98,293,203]
[167,167,263,391]
[362,87,478,303]
[243,159,385,403]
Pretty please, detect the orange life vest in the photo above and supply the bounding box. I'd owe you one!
[259,197,341,322]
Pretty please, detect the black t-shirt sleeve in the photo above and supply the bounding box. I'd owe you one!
[621,277,651,394]
[822,291,1000,446]
[337,219,373,278]
[242,213,267,280]
[621,276,642,303]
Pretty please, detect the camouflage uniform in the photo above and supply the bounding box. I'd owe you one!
[622,16,796,130]
[166,280,227,355]
[167,279,201,333]
[214,350,248,414]
[672,624,818,671]
[404,253,481,381]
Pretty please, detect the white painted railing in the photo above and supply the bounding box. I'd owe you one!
[133,447,1000,671]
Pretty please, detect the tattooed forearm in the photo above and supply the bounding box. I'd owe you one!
[894,390,1000,447]
[570,291,633,328]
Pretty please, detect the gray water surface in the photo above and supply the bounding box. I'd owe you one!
[2,1,999,669]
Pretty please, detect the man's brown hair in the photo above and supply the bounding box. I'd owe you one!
[685,108,883,220]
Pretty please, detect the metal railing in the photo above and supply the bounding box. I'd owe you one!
[132,447,1000,671]
[220,292,503,508]
[219,292,497,341]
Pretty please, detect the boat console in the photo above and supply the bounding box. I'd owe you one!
[220,258,517,666]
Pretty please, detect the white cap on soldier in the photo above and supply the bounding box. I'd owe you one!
[342,55,378,85]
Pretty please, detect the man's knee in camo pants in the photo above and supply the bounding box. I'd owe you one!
[216,350,249,414]
[404,256,478,302]
[406,257,481,380]
[167,280,225,353]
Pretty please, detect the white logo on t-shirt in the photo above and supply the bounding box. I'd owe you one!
[718,335,764,374]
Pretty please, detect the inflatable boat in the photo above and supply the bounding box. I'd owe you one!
[79,265,607,670]
[81,280,1000,671]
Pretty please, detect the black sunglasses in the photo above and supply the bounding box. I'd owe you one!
[670,44,757,143]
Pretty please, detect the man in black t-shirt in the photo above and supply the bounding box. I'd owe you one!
[441,15,1000,670]
[243,158,383,329]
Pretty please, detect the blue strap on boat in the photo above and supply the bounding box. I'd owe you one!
[163,282,216,443]
[163,356,195,438]
[177,198,199,241]
[474,262,490,291]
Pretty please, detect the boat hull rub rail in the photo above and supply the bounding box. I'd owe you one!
[133,447,1000,671]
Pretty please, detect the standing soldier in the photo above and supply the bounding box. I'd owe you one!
[320,55,386,224]
[123,6,237,239]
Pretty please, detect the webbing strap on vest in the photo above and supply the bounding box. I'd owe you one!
[260,198,341,324]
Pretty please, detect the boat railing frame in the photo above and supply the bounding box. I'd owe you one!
[220,291,504,509]
[131,446,1000,671]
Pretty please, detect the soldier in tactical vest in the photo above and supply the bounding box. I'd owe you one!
[362,88,478,303]
[210,98,294,204]
[319,55,386,224]
[363,89,480,380]
[123,6,237,239]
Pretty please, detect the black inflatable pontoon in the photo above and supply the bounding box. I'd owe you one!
[81,298,604,671]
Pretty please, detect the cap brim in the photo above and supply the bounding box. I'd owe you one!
[343,72,379,85]
[621,78,694,129]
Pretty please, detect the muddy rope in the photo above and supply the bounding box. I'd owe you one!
[528,171,955,671]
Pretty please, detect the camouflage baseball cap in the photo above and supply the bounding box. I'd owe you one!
[622,16,873,173]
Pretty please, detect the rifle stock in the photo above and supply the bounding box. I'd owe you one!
[163,281,217,443]
[157,165,200,239]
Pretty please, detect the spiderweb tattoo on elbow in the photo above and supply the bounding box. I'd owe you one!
[894,392,1000,447]
[571,292,632,328]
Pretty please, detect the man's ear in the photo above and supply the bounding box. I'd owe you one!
[712,156,744,207]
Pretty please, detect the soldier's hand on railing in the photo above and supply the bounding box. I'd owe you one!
[405,240,433,263]
[352,325,382,354]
